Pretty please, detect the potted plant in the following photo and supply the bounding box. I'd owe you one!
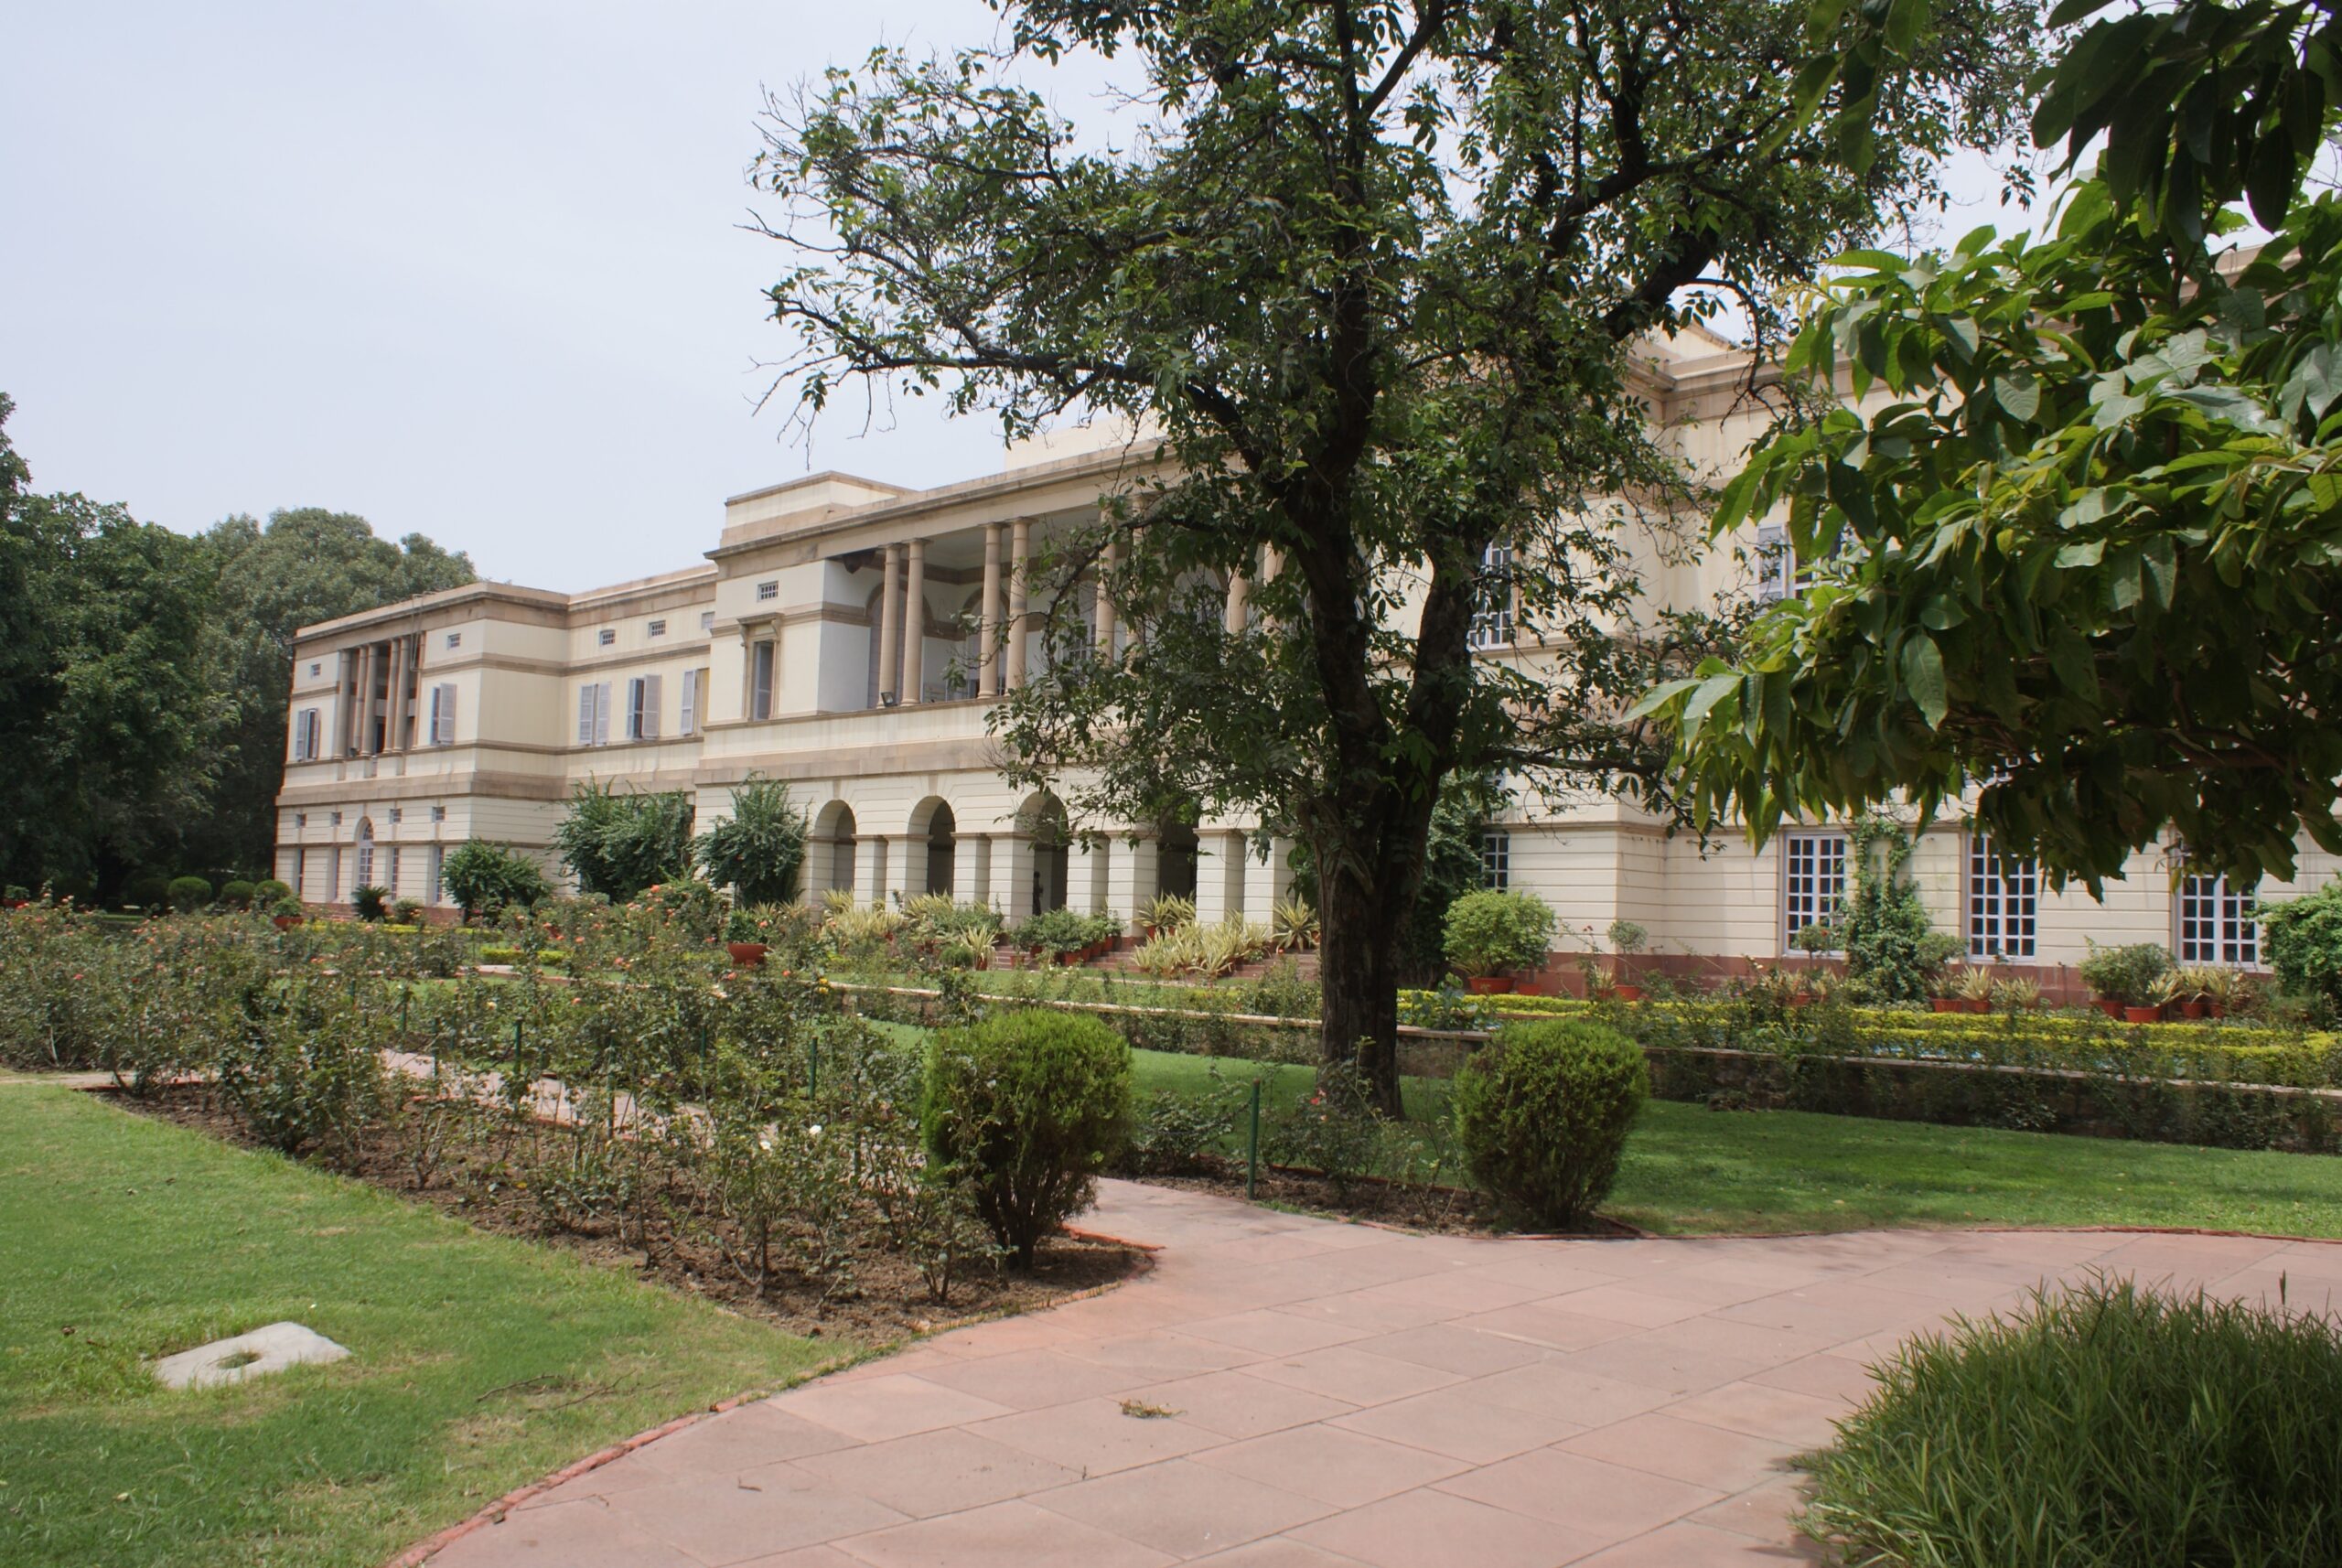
[2079,940,2172,1021]
[1927,966,1967,1014]
[723,908,769,967]
[1443,889,1558,994]
[1992,975,2043,1012]
[1956,965,1996,1014]
[2165,964,2215,1019]
[270,896,304,930]
[1606,918,1649,1001]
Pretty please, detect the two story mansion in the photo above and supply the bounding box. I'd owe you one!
[274,328,2317,989]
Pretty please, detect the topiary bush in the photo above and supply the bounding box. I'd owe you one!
[922,1008,1133,1265]
[253,878,294,906]
[2261,881,2342,1011]
[1442,888,1558,978]
[1451,1019,1647,1226]
[218,879,256,909]
[124,874,171,911]
[1803,1275,2342,1567]
[167,875,212,913]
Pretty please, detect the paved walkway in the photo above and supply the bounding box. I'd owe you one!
[428,1182,2338,1568]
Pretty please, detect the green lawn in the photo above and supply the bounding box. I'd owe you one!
[1112,1047,2342,1239]
[0,1084,842,1568]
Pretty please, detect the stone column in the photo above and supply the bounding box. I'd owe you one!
[1092,539,1118,658]
[1223,556,1251,637]
[1195,828,1250,927]
[854,834,888,908]
[877,543,904,704]
[386,636,410,751]
[900,537,927,704]
[890,832,927,904]
[358,642,379,756]
[999,832,1037,922]
[979,522,1004,698]
[1106,832,1156,933]
[1265,833,1298,910]
[1077,835,1113,918]
[953,832,991,908]
[1005,518,1031,690]
[1258,545,1283,633]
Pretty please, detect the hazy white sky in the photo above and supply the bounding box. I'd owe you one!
[3,2,2036,592]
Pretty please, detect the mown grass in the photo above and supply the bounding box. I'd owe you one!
[0,1084,843,1568]
[1116,1044,2342,1239]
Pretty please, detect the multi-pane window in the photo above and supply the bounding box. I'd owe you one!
[749,641,776,720]
[756,580,779,602]
[430,805,446,822]
[701,610,715,632]
[1783,832,1848,950]
[598,628,617,647]
[2180,873,2261,965]
[444,632,460,650]
[385,846,401,898]
[1467,542,1515,650]
[648,619,667,638]
[425,844,444,905]
[1967,834,2038,959]
[1480,829,1510,890]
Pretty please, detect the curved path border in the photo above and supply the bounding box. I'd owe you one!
[417,1178,2338,1568]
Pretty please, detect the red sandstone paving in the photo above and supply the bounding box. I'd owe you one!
[424,1179,2332,1567]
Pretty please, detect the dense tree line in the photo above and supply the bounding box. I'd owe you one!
[0,393,474,899]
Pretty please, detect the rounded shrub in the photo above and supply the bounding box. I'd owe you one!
[167,875,213,913]
[1451,1019,1646,1227]
[2261,882,2342,1011]
[922,1008,1133,1266]
[1804,1276,2342,1566]
[219,879,257,909]
[253,878,294,906]
[124,874,172,911]
[1441,888,1557,978]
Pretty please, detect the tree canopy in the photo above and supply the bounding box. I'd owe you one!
[755,0,2039,1106]
[1641,0,2342,890]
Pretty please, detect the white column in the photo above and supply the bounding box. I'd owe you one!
[1093,539,1118,658]
[357,642,379,756]
[1077,835,1112,918]
[1266,833,1298,910]
[1194,829,1246,927]
[384,637,407,752]
[979,522,1004,698]
[953,832,991,908]
[901,537,927,704]
[1107,833,1155,932]
[877,543,904,704]
[854,834,888,908]
[1005,518,1031,691]
[1001,832,1037,921]
[890,833,927,903]
[1223,553,1251,636]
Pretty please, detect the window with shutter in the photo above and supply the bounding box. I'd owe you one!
[680,669,699,736]
[432,684,457,746]
[750,643,775,720]
[577,683,596,745]
[626,677,644,740]
[640,673,661,739]
[595,682,612,746]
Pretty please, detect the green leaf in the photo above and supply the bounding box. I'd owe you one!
[1900,633,1949,728]
[1993,372,2041,421]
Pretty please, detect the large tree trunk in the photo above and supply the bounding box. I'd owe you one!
[1313,814,1423,1118]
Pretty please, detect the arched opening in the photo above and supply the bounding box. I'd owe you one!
[916,799,958,896]
[811,800,858,897]
[1021,793,1070,914]
[354,818,376,890]
[1156,818,1198,903]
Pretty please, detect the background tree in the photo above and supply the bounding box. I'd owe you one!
[438,840,552,922]
[755,0,2037,1108]
[1643,0,2342,889]
[189,509,474,874]
[0,394,222,896]
[553,782,696,902]
[694,776,809,906]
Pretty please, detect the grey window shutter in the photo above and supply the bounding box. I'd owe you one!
[595,682,612,746]
[577,683,595,745]
[680,669,698,735]
[641,674,661,739]
[434,684,457,745]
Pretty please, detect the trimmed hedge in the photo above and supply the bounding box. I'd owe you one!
[1452,1021,1645,1227]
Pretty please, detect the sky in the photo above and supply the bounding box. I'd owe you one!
[3,2,2039,593]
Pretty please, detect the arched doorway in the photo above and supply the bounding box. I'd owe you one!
[917,800,957,897]
[1156,818,1198,903]
[810,801,858,897]
[1023,794,1069,914]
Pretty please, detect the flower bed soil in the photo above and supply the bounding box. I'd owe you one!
[119,1084,1143,1344]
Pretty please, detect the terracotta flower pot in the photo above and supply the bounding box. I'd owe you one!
[1963,997,1991,1015]
[1611,983,1645,1002]
[1789,993,1816,1007]
[2207,1002,2229,1020]
[2094,998,2125,1019]
[1464,975,1515,994]
[2180,999,2209,1020]
[725,941,768,967]
[1929,996,1961,1014]
[273,915,299,931]
[2123,1004,2162,1024]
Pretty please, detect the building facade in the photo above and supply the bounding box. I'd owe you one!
[274,330,2319,992]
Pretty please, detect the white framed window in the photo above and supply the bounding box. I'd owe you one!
[1783,832,1848,950]
[329,811,342,828]
[576,681,613,746]
[307,661,321,677]
[2180,873,2261,965]
[701,610,715,633]
[648,618,667,638]
[445,631,461,650]
[679,668,700,736]
[385,845,401,897]
[624,674,661,741]
[749,641,775,720]
[430,804,446,822]
[1480,829,1510,890]
[598,628,617,647]
[1967,833,2037,959]
[1467,542,1515,650]
[295,812,307,830]
[427,683,457,746]
[425,844,444,905]
[293,707,322,761]
[387,806,402,824]
[1752,523,1832,603]
[755,580,779,602]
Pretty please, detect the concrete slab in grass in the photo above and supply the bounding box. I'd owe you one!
[155,1322,349,1390]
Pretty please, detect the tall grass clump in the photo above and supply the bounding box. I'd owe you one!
[1803,1274,2342,1567]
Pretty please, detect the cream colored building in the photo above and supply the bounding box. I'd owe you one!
[274,329,2305,991]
